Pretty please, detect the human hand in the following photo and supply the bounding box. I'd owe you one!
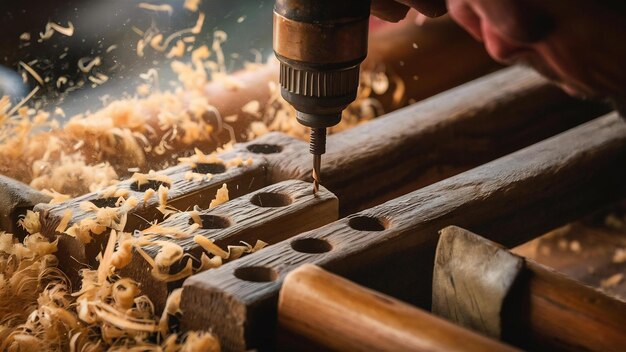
[371,0,446,22]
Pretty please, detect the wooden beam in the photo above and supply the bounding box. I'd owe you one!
[249,66,609,215]
[121,180,337,311]
[36,151,267,285]
[433,226,626,351]
[278,264,518,351]
[181,113,626,351]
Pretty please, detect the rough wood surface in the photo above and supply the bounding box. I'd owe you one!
[36,151,267,285]
[251,66,608,215]
[0,175,50,237]
[121,180,337,311]
[516,260,626,351]
[278,264,518,352]
[432,226,524,338]
[181,113,626,351]
[514,219,626,301]
[433,226,626,351]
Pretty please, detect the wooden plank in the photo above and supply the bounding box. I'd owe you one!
[248,66,609,215]
[181,113,626,351]
[120,180,337,312]
[278,264,518,352]
[35,151,267,285]
[514,220,626,301]
[433,226,626,352]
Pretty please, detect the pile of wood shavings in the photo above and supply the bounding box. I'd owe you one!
[0,223,220,351]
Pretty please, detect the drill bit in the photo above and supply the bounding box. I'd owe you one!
[309,127,326,195]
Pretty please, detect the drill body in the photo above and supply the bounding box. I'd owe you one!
[273,0,371,192]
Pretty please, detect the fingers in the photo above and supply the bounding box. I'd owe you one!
[371,0,411,22]
[395,0,447,17]
[371,0,447,22]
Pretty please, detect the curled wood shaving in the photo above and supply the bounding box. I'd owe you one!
[209,183,229,209]
[18,210,41,234]
[39,21,74,40]
[55,209,72,233]
[138,2,174,14]
[194,235,229,259]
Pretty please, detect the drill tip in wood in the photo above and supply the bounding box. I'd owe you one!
[312,154,321,195]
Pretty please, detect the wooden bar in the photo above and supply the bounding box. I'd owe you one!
[35,151,267,285]
[246,66,609,215]
[433,226,626,352]
[121,180,337,311]
[278,264,518,352]
[181,113,626,351]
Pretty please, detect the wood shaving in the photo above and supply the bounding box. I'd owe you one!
[39,21,74,40]
[138,2,174,14]
[612,248,626,264]
[600,273,624,289]
[209,183,229,209]
[184,0,201,12]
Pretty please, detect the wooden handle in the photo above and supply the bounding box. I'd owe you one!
[279,264,518,352]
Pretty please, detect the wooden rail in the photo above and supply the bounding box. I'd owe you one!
[181,113,626,351]
[120,180,337,311]
[278,264,518,351]
[433,226,626,352]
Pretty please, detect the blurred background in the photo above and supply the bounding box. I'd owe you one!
[0,0,275,116]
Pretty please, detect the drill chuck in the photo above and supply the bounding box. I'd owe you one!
[273,0,371,129]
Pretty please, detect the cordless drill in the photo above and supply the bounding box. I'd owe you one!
[273,0,371,194]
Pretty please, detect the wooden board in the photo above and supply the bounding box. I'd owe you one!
[120,180,337,311]
[35,151,267,285]
[433,226,626,351]
[181,113,626,351]
[278,264,518,351]
[248,66,609,215]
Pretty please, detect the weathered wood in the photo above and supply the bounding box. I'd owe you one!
[121,180,337,311]
[181,113,626,351]
[0,175,50,237]
[517,261,626,351]
[433,226,626,351]
[36,151,267,285]
[278,264,518,352]
[249,66,609,215]
[514,220,626,301]
[432,226,524,338]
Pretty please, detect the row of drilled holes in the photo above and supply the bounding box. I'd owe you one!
[233,215,388,283]
[91,143,283,207]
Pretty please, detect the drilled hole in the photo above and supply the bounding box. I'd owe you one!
[247,144,282,154]
[193,163,226,174]
[234,266,278,283]
[91,197,120,208]
[250,192,292,207]
[291,238,332,254]
[348,216,387,231]
[130,180,170,192]
[188,214,231,229]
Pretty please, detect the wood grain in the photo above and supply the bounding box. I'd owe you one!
[278,264,518,352]
[36,151,267,285]
[250,66,609,215]
[181,113,626,351]
[432,226,524,338]
[433,226,626,351]
[121,180,337,312]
